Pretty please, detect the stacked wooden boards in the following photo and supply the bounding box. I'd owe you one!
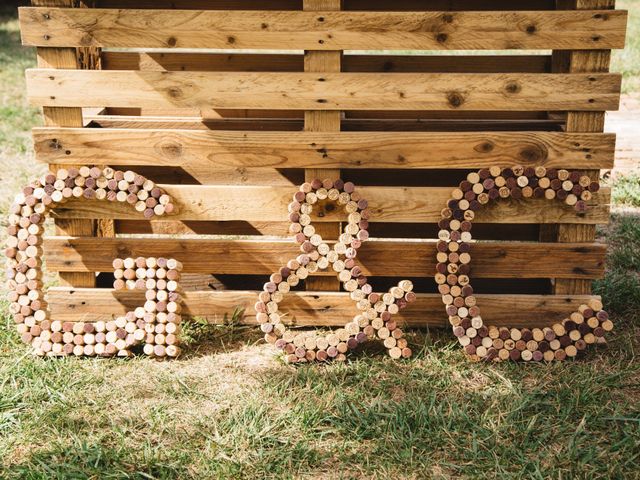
[20,0,626,329]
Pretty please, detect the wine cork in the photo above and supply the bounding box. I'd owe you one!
[7,168,178,358]
[436,167,609,363]
[257,180,418,363]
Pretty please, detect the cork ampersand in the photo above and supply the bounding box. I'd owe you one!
[257,179,416,363]
[5,166,184,357]
[437,166,613,362]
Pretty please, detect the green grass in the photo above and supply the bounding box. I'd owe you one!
[594,212,640,325]
[0,5,39,157]
[1,3,640,479]
[0,5,44,227]
[0,212,638,479]
[614,0,640,93]
[611,173,640,207]
[0,291,639,479]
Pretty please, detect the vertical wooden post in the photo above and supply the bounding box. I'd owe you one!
[547,0,615,295]
[303,0,342,291]
[32,0,100,287]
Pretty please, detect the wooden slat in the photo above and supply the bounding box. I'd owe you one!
[48,184,610,223]
[346,0,556,10]
[33,128,616,170]
[101,52,551,74]
[343,55,551,74]
[97,0,553,10]
[26,70,622,111]
[100,108,552,121]
[19,8,627,50]
[85,115,565,132]
[102,52,304,72]
[112,221,542,241]
[103,108,549,121]
[46,288,600,328]
[302,0,342,292]
[97,0,303,9]
[43,236,606,279]
[88,116,305,131]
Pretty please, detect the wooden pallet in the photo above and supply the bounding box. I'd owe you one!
[20,0,626,329]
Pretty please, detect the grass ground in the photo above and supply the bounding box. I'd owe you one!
[1,3,639,479]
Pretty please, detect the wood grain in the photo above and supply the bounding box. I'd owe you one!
[43,236,606,279]
[26,70,622,111]
[94,0,556,9]
[101,52,551,74]
[32,0,95,289]
[94,0,556,10]
[48,184,610,223]
[112,220,542,240]
[32,128,616,170]
[19,8,627,50]
[83,115,566,133]
[553,0,613,296]
[46,288,601,328]
[303,0,342,292]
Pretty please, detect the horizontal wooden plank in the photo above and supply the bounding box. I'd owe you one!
[113,221,543,241]
[64,108,555,121]
[343,55,552,74]
[46,288,600,328]
[86,115,565,132]
[27,70,622,111]
[97,0,554,10]
[101,52,551,73]
[346,0,556,10]
[19,8,627,50]
[105,109,556,122]
[122,165,302,186]
[102,52,304,72]
[43,236,606,279]
[49,184,610,224]
[33,128,616,170]
[97,0,302,9]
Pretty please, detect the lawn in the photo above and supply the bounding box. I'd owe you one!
[1,3,639,479]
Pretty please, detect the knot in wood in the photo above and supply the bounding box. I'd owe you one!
[505,81,521,94]
[436,33,448,44]
[519,146,545,163]
[475,141,494,153]
[447,92,464,108]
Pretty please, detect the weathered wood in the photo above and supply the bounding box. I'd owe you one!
[26,70,622,111]
[112,220,542,241]
[48,184,610,223]
[302,0,342,292]
[33,128,616,170]
[552,0,614,296]
[85,115,565,132]
[101,52,551,73]
[346,0,556,10]
[46,288,600,328]
[19,8,627,50]
[17,0,625,337]
[91,107,547,121]
[32,0,95,289]
[97,0,301,9]
[43,236,606,279]
[97,0,553,10]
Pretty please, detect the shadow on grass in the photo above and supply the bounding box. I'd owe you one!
[1,217,639,479]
